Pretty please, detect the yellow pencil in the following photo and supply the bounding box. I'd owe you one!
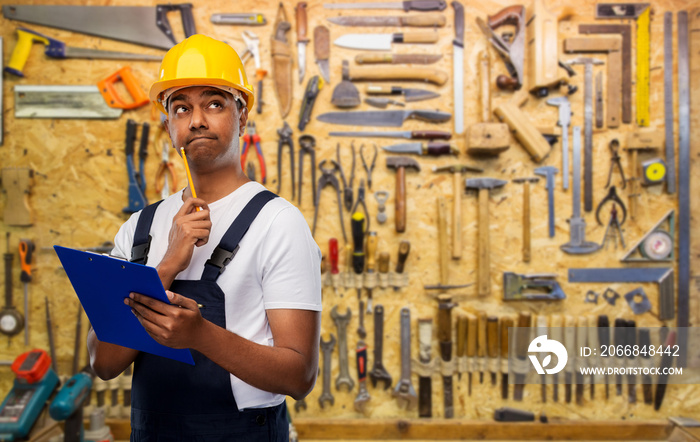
[180,147,201,212]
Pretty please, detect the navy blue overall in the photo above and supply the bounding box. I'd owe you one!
[127,190,288,441]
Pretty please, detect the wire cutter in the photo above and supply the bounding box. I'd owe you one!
[241,121,266,184]
[155,135,177,199]
[277,122,295,199]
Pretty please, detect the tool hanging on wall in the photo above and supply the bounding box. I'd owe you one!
[241,121,266,185]
[600,204,625,250]
[314,25,331,84]
[364,85,441,102]
[502,272,566,301]
[336,143,355,212]
[328,13,446,27]
[312,160,347,243]
[493,91,552,163]
[297,135,317,205]
[123,120,148,214]
[1,233,24,338]
[512,177,539,262]
[437,294,456,418]
[416,317,435,418]
[625,130,662,220]
[276,122,295,199]
[595,185,627,226]
[526,0,573,96]
[534,166,558,238]
[210,12,266,25]
[663,12,676,194]
[595,3,650,126]
[641,158,666,186]
[18,239,34,346]
[476,5,525,90]
[1,167,33,226]
[467,50,511,156]
[240,31,266,115]
[333,30,440,51]
[324,1,447,11]
[605,139,626,189]
[296,2,309,84]
[2,4,197,50]
[5,27,162,77]
[0,37,3,146]
[621,210,675,262]
[386,156,420,233]
[545,96,571,190]
[271,3,292,118]
[452,1,465,135]
[298,75,323,131]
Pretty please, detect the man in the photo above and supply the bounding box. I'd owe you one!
[87,34,322,441]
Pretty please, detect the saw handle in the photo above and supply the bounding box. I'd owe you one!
[156,4,197,41]
[488,5,524,34]
[295,3,309,42]
[6,28,50,77]
[98,67,149,110]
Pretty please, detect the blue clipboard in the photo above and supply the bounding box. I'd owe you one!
[54,245,195,365]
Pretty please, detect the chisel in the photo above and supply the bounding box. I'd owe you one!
[550,315,562,401]
[576,316,587,405]
[456,314,467,381]
[513,312,532,401]
[638,328,653,405]
[487,316,499,386]
[587,315,598,399]
[351,212,366,302]
[536,315,548,402]
[597,315,611,399]
[499,316,513,399]
[626,320,637,403]
[466,314,477,395]
[477,312,487,384]
[563,316,576,403]
[654,329,676,410]
[613,318,626,396]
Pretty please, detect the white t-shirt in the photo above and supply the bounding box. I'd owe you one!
[112,181,323,410]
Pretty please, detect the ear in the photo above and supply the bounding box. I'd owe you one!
[238,106,249,135]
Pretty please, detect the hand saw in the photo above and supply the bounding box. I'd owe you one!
[2,4,196,50]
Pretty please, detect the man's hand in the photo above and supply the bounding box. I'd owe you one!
[158,197,211,286]
[125,290,207,350]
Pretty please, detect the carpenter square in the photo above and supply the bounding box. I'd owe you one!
[534,166,558,238]
[545,97,570,190]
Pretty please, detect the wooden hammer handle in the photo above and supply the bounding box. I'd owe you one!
[477,188,490,296]
[395,167,407,233]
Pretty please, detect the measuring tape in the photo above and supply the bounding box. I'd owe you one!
[636,7,651,126]
[642,158,666,185]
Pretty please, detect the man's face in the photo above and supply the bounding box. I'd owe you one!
[163,86,248,171]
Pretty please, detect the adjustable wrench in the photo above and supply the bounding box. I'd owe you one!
[368,305,392,389]
[354,340,371,412]
[319,334,336,408]
[331,306,355,391]
[240,31,266,114]
[393,307,418,410]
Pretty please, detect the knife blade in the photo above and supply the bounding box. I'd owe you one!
[324,1,447,11]
[329,130,451,140]
[317,109,451,127]
[355,53,442,65]
[452,1,465,134]
[327,14,446,27]
[314,26,330,84]
[382,142,457,156]
[366,85,440,102]
[296,2,309,84]
[334,31,439,51]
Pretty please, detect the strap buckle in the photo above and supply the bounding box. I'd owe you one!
[206,246,239,274]
[130,235,152,265]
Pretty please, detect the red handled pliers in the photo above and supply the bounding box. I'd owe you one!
[241,121,266,184]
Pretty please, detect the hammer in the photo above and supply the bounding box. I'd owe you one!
[432,164,483,259]
[465,177,507,297]
[386,156,421,233]
[512,177,540,263]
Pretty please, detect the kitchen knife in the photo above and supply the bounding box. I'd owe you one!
[314,26,331,84]
[334,31,439,51]
[317,109,451,127]
[296,3,309,84]
[366,85,440,102]
[327,14,446,27]
[329,130,451,140]
[382,142,457,156]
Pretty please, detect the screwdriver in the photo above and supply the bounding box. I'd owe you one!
[329,238,339,295]
[19,239,34,345]
[364,231,377,313]
[351,212,366,301]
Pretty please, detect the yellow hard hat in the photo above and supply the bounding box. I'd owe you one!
[149,34,254,114]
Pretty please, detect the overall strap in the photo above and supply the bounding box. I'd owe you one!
[130,200,164,265]
[202,190,277,281]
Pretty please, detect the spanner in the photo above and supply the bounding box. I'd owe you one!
[331,306,355,392]
[240,31,266,114]
[319,334,336,408]
[354,340,371,413]
[393,307,418,410]
[357,300,367,339]
[368,305,392,389]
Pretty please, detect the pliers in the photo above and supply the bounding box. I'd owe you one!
[155,134,177,199]
[242,121,267,184]
[277,122,295,199]
[360,143,377,190]
[298,135,316,205]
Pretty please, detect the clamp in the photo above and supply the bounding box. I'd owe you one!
[336,142,355,212]
[605,139,626,189]
[312,160,347,243]
[298,135,316,205]
[360,144,377,190]
[276,122,295,199]
[595,185,627,226]
[241,121,267,184]
[240,31,267,114]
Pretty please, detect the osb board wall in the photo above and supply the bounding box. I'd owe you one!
[0,0,699,426]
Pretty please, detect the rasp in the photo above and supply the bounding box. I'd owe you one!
[317,109,451,127]
[2,4,196,50]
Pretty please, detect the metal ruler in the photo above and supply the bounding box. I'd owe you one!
[664,12,676,194]
[677,10,690,364]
